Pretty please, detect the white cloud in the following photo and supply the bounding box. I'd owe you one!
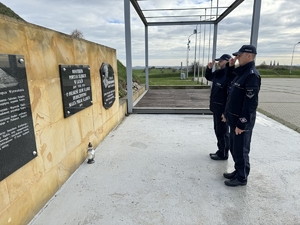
[1,0,300,67]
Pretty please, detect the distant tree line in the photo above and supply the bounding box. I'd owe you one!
[142,66,180,73]
[256,61,291,70]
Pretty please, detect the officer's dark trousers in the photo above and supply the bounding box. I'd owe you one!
[213,112,230,158]
[229,123,254,181]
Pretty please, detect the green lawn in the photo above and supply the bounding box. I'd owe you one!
[133,68,206,85]
[132,67,300,86]
[258,66,300,77]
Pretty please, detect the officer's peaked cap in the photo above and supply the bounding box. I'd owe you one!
[233,45,257,56]
[215,54,231,61]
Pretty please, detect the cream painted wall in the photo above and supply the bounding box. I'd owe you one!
[0,14,132,225]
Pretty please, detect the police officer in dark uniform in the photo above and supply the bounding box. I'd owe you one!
[222,45,261,187]
[205,54,231,160]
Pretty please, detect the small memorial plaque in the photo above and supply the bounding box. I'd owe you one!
[100,63,115,109]
[0,54,37,181]
[59,65,93,118]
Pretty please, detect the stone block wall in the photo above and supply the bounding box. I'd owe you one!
[0,14,128,225]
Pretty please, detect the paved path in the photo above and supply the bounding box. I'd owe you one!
[258,78,300,132]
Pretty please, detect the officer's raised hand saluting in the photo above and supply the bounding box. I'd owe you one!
[228,56,237,67]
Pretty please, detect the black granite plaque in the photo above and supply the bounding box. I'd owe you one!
[0,54,37,181]
[59,65,93,118]
[100,63,115,109]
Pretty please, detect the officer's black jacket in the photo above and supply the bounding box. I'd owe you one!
[225,61,261,130]
[205,67,229,114]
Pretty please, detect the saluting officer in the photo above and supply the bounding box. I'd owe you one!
[205,54,232,160]
[222,45,261,187]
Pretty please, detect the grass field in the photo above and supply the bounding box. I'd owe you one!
[257,66,300,77]
[133,68,205,85]
[132,66,300,85]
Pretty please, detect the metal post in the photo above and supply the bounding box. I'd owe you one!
[180,62,183,79]
[186,33,194,78]
[207,0,213,85]
[250,0,262,48]
[193,28,197,82]
[145,25,149,90]
[201,9,207,84]
[215,0,219,65]
[207,0,213,62]
[212,23,218,72]
[216,0,219,18]
[197,16,202,84]
[124,0,133,113]
[290,42,300,74]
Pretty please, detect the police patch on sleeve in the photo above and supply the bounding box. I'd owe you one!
[239,117,247,123]
[246,89,255,98]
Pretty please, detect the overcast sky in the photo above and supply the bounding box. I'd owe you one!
[1,0,300,67]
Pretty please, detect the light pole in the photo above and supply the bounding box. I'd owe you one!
[186,38,190,78]
[186,32,196,78]
[290,41,300,74]
[193,28,200,82]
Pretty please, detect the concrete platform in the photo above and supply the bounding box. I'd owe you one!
[29,113,300,225]
[29,78,300,225]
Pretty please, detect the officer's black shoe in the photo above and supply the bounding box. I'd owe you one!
[209,152,217,156]
[223,171,237,179]
[224,178,247,187]
[210,154,228,160]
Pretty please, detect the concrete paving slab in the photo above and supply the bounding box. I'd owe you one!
[29,113,300,225]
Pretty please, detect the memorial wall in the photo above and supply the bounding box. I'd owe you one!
[0,14,130,225]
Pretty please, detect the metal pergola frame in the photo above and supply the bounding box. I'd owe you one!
[124,0,261,113]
